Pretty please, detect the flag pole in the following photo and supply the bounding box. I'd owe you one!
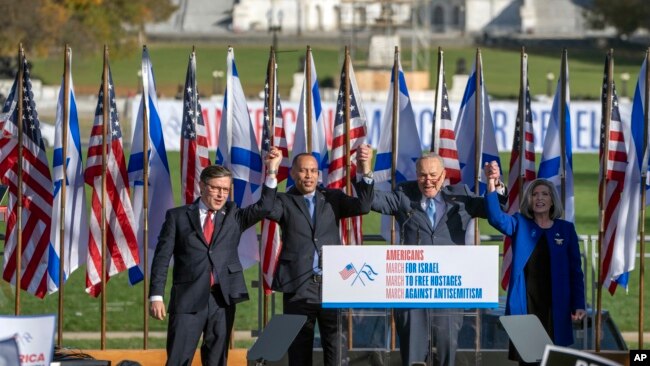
[262,46,276,327]
[560,49,568,217]
[389,46,399,351]
[100,45,110,350]
[141,45,151,350]
[344,46,352,244]
[473,49,482,245]
[517,48,526,202]
[431,47,443,152]
[639,48,650,347]
[57,44,71,345]
[306,46,312,154]
[15,44,24,316]
[596,49,614,352]
[342,45,355,350]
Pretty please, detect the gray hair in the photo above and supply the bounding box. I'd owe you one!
[415,152,445,173]
[519,178,564,220]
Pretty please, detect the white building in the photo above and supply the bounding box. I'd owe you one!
[227,0,590,36]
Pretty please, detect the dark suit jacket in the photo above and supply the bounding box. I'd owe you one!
[149,185,276,314]
[372,181,506,245]
[268,180,373,301]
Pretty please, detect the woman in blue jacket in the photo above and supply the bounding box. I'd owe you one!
[485,177,586,365]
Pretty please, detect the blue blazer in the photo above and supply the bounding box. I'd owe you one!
[485,192,585,346]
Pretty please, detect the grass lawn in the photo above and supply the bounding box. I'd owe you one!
[2,40,650,348]
[25,42,649,101]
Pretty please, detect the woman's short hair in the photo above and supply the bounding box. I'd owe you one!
[519,178,564,220]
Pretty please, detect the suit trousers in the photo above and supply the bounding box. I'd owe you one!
[166,286,236,366]
[395,308,462,366]
[283,294,348,366]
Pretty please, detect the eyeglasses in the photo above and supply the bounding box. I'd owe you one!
[202,181,230,194]
[417,174,441,182]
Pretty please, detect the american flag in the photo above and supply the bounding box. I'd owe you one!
[260,54,290,294]
[0,55,54,298]
[84,65,139,296]
[339,263,357,280]
[327,56,367,245]
[181,51,210,204]
[501,53,536,290]
[599,53,640,294]
[431,51,461,185]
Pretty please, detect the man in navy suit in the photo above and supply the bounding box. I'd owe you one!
[370,153,505,366]
[268,144,374,366]
[149,147,282,366]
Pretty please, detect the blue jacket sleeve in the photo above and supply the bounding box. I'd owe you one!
[485,191,517,237]
[567,222,586,311]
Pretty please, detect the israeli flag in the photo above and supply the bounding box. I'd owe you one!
[216,47,262,268]
[127,47,174,284]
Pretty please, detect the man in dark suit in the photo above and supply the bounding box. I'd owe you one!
[268,144,374,366]
[149,147,282,366]
[371,153,504,366]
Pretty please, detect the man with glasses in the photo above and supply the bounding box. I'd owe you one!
[370,152,505,366]
[149,147,282,366]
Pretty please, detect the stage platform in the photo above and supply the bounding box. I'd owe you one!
[80,349,630,366]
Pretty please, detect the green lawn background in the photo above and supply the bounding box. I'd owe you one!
[1,43,649,348]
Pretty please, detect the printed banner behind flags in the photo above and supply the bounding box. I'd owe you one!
[454,53,501,195]
[599,53,640,294]
[84,64,139,296]
[327,54,367,245]
[0,55,54,298]
[127,47,175,285]
[260,55,290,294]
[373,53,421,242]
[538,52,575,222]
[49,55,89,294]
[290,48,328,186]
[181,50,211,204]
[216,47,262,268]
[631,55,650,205]
[500,52,536,290]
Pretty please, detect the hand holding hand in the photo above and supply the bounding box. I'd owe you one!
[265,146,282,173]
[357,144,373,175]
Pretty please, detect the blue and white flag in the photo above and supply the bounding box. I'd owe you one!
[538,54,575,222]
[49,52,89,294]
[127,47,174,285]
[374,54,422,242]
[289,48,328,186]
[631,54,650,206]
[454,53,501,195]
[216,47,262,268]
[374,58,421,185]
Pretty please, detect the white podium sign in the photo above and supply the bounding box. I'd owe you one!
[0,314,55,366]
[322,245,499,308]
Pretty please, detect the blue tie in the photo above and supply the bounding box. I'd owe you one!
[305,196,321,274]
[427,198,436,227]
[305,197,315,223]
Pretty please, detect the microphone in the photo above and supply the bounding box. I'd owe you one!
[400,210,415,245]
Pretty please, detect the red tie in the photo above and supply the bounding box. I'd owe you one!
[203,210,215,244]
[204,210,215,285]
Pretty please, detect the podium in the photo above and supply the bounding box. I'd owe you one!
[322,245,499,366]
